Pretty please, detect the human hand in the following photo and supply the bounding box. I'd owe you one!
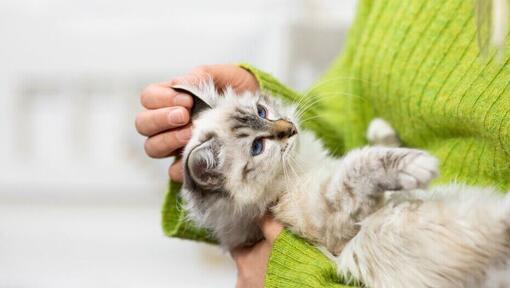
[135,64,258,182]
[231,215,284,288]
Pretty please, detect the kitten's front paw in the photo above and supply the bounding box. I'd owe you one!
[367,118,400,147]
[397,150,439,190]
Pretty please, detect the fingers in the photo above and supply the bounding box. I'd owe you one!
[172,64,259,93]
[141,84,194,109]
[169,158,184,182]
[135,107,190,136]
[144,125,192,158]
[140,64,258,112]
[258,215,284,243]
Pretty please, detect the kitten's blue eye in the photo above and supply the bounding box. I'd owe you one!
[257,105,267,118]
[251,138,264,156]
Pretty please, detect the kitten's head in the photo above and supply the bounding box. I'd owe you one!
[181,80,299,213]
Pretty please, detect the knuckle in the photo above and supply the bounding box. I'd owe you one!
[144,134,173,158]
[149,109,162,129]
[161,131,177,150]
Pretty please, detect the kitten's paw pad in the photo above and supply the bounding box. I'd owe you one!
[367,118,400,147]
[398,152,439,190]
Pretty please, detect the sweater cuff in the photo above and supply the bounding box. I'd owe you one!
[239,63,301,103]
[265,230,357,288]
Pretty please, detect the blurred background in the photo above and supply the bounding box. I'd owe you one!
[0,0,356,287]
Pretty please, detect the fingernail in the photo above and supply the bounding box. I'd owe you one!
[169,108,186,124]
[176,128,192,142]
[174,94,193,107]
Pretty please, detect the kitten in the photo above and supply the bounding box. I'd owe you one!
[180,80,510,287]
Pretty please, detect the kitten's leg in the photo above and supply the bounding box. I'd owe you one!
[366,118,401,147]
[324,147,438,254]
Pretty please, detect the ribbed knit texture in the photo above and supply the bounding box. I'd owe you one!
[162,0,510,286]
[264,231,355,288]
[161,181,216,243]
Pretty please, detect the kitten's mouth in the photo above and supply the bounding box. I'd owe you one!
[281,137,297,156]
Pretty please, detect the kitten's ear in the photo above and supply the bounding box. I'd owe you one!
[171,78,219,115]
[185,138,224,191]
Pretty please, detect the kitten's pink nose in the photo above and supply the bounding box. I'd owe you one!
[270,119,297,140]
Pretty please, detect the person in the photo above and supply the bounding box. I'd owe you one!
[135,0,510,287]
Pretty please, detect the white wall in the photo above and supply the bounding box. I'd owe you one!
[0,0,356,287]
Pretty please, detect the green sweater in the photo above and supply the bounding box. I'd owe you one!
[162,0,510,286]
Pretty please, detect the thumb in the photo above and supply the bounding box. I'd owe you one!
[258,214,284,244]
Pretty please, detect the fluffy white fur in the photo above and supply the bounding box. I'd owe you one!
[180,80,510,287]
[337,184,510,287]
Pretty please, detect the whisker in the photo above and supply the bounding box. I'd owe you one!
[282,157,291,194]
[294,92,367,122]
[287,157,299,179]
[290,155,306,174]
[296,92,361,116]
[299,114,324,125]
[295,95,331,118]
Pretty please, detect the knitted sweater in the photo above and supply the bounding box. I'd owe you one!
[162,0,510,286]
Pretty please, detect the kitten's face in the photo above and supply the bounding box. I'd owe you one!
[182,87,299,211]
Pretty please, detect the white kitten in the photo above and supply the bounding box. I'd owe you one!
[180,80,510,287]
